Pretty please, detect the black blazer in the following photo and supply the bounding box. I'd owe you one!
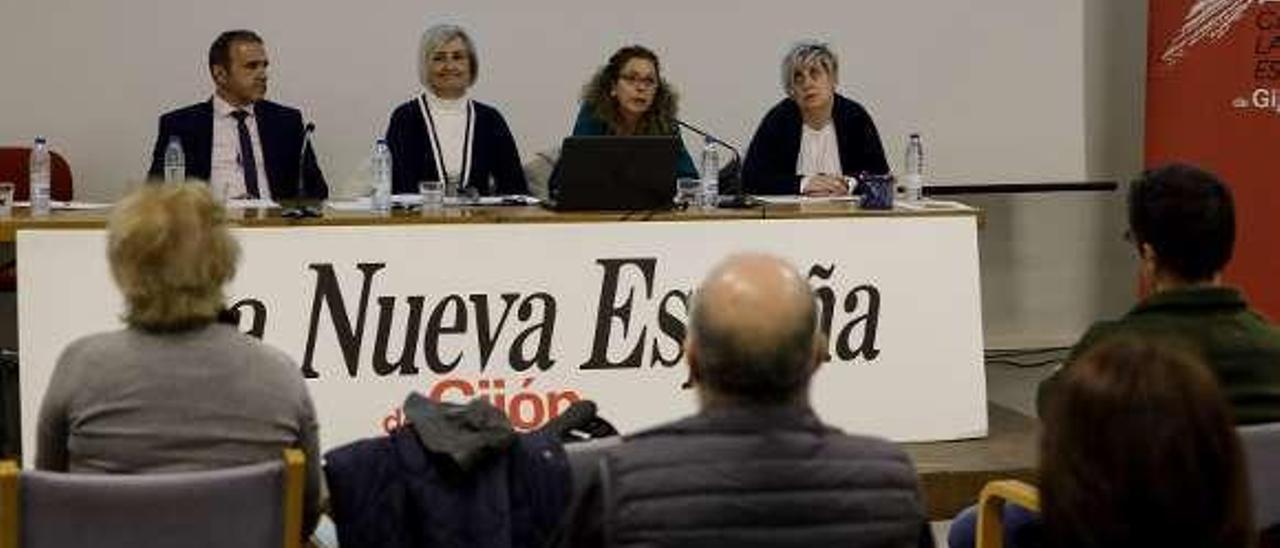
[147,99,328,199]
[742,94,888,195]
[384,97,529,196]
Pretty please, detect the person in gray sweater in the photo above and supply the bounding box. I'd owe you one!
[553,253,932,548]
[35,183,321,535]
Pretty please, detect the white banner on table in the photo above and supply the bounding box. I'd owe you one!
[18,217,986,465]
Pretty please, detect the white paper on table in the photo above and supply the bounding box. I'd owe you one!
[10,201,115,210]
[325,198,372,212]
[752,195,858,205]
[326,195,540,212]
[225,198,280,209]
[56,201,115,210]
[894,199,970,211]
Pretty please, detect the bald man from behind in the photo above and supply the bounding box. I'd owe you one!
[552,253,933,548]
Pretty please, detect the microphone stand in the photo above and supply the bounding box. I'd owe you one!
[674,119,755,209]
[281,122,322,219]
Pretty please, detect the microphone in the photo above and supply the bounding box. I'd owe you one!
[674,118,754,209]
[282,121,321,219]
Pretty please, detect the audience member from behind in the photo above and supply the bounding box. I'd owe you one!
[1039,337,1254,548]
[1038,163,1280,424]
[147,30,328,200]
[384,23,529,196]
[35,183,321,534]
[572,45,698,179]
[742,41,889,196]
[553,253,931,547]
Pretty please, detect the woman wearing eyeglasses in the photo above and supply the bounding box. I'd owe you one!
[384,24,529,196]
[572,45,698,179]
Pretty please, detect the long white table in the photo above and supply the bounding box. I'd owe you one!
[14,201,987,467]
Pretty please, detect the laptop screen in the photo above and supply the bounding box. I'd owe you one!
[548,136,679,211]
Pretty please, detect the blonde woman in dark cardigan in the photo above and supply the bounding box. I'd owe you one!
[384,24,529,196]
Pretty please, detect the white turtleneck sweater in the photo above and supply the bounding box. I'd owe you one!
[424,91,469,183]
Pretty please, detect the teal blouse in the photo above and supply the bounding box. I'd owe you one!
[571,104,699,179]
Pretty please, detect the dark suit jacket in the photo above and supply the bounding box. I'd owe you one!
[742,94,888,195]
[385,97,529,196]
[147,99,328,199]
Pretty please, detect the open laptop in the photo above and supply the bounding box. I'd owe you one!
[546,135,679,211]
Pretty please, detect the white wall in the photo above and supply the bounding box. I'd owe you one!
[0,0,1147,349]
[966,0,1147,349]
[1,1,1085,200]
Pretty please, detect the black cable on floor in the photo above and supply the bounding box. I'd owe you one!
[984,346,1069,368]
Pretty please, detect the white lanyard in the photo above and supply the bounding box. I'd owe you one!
[416,93,475,186]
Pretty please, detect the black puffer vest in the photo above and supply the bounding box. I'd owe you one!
[599,405,929,548]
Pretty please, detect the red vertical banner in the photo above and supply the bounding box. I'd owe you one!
[1147,0,1280,319]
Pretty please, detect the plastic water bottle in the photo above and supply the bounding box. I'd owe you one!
[902,133,924,202]
[29,137,51,216]
[371,139,392,214]
[163,136,186,183]
[700,136,719,210]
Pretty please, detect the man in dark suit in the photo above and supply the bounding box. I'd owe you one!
[148,30,327,200]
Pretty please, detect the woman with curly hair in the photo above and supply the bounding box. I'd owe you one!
[572,45,698,179]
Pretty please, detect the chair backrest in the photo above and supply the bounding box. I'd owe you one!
[976,479,1041,548]
[970,425,1280,548]
[1240,422,1280,531]
[521,148,559,201]
[0,147,74,201]
[564,437,620,500]
[0,449,303,548]
[0,460,16,548]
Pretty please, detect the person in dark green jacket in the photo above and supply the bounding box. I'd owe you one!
[1038,163,1280,425]
[952,163,1278,548]
[571,45,698,179]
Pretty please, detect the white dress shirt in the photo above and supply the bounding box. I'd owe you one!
[796,122,843,193]
[423,91,470,184]
[211,95,271,200]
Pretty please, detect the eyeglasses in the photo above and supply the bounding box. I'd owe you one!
[619,73,658,89]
